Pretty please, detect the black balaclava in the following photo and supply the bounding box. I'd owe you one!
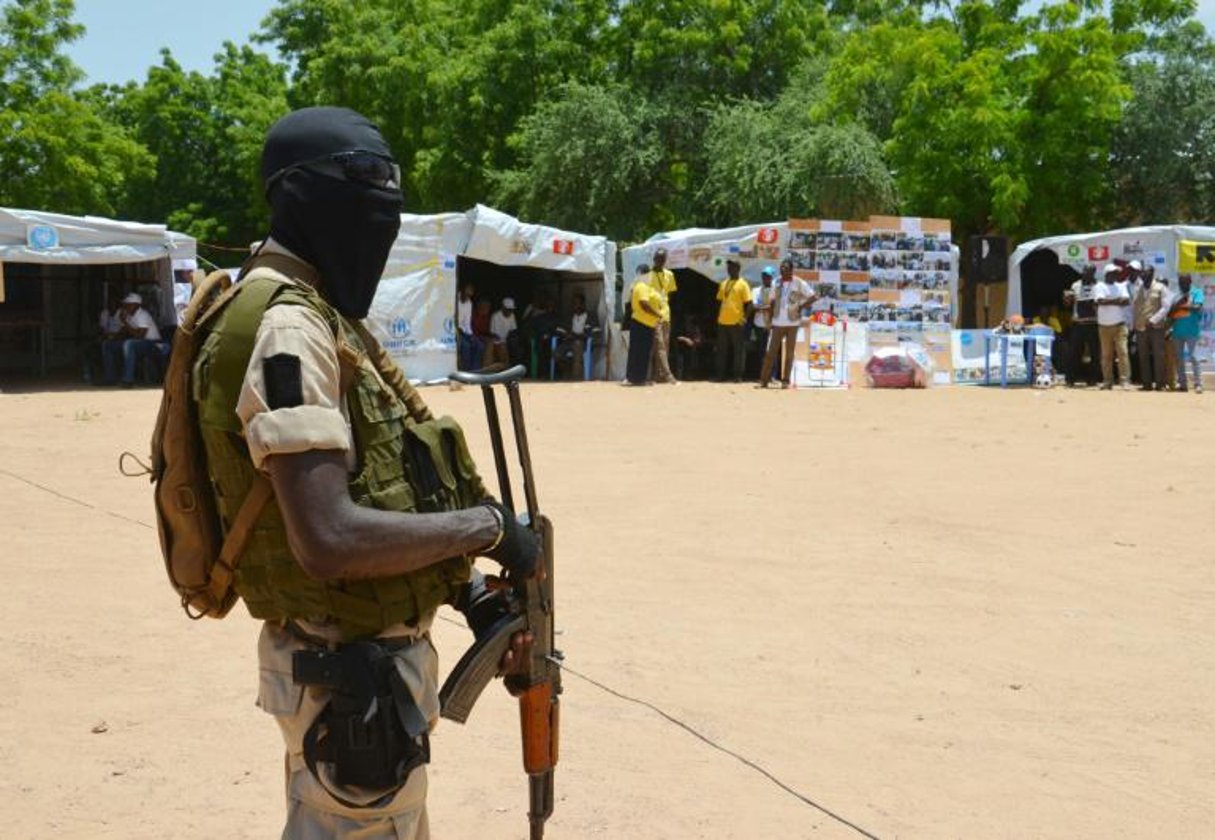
[261,106,404,318]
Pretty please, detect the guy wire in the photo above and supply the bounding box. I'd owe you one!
[4,468,883,840]
[436,613,883,840]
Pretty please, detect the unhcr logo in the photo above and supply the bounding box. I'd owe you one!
[391,318,411,338]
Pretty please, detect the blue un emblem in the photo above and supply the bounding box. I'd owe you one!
[391,318,411,338]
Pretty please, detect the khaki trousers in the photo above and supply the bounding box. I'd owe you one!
[760,326,799,385]
[257,622,438,840]
[1098,323,1130,385]
[650,320,676,382]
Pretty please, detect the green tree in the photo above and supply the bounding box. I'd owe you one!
[698,64,897,224]
[0,0,150,215]
[823,0,1194,241]
[261,0,617,211]
[100,44,287,249]
[1111,24,1215,224]
[490,82,670,240]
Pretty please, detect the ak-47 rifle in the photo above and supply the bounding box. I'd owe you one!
[439,365,562,840]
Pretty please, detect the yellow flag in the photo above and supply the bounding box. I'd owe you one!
[1178,240,1215,273]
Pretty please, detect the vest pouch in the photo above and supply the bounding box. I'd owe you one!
[350,371,416,513]
[403,419,460,513]
[433,416,488,508]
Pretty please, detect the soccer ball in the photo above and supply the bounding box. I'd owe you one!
[1034,372,1053,389]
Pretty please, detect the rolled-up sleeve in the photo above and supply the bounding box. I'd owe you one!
[236,303,351,470]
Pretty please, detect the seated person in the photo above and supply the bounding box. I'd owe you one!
[471,300,495,369]
[523,295,561,375]
[85,290,122,383]
[485,297,520,367]
[101,293,163,387]
[553,292,599,380]
[672,313,715,380]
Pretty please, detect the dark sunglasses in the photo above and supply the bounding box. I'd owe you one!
[266,150,401,194]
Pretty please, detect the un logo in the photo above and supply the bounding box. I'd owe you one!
[391,318,411,338]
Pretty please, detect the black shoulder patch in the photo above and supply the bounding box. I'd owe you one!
[263,353,304,410]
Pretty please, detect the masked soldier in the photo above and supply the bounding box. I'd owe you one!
[192,106,540,839]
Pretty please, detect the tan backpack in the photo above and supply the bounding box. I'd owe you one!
[148,270,273,619]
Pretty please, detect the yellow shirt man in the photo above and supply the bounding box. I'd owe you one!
[631,279,661,329]
[648,268,677,323]
[716,275,752,326]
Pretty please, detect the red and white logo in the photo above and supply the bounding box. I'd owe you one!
[757,227,779,245]
[1088,245,1109,261]
[552,239,575,255]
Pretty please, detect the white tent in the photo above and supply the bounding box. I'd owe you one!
[367,204,616,382]
[621,221,788,301]
[0,207,196,375]
[1007,224,1215,315]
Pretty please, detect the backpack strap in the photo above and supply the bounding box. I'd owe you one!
[197,474,274,616]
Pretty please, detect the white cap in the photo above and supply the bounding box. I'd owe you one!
[1102,264,1120,276]
[122,292,142,305]
[502,297,515,309]
[1128,259,1143,271]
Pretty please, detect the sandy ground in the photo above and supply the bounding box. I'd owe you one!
[1,380,1213,840]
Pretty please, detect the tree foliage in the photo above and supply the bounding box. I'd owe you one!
[0,0,149,215]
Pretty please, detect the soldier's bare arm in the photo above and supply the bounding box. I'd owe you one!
[266,448,499,581]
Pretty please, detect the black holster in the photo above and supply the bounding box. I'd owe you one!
[293,640,430,803]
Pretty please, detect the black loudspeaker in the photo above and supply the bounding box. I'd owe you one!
[967,235,1009,284]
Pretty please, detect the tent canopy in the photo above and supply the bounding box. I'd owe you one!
[621,220,789,300]
[366,205,615,382]
[1008,224,1215,315]
[0,207,195,266]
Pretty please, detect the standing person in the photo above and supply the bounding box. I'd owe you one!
[456,283,480,370]
[188,106,540,839]
[626,270,662,385]
[101,292,162,387]
[758,260,816,389]
[1063,265,1100,387]
[1169,273,1205,393]
[1094,263,1132,390]
[1136,267,1172,391]
[750,266,778,382]
[647,248,678,384]
[714,259,751,382]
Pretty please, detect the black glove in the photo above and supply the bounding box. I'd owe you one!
[480,501,542,578]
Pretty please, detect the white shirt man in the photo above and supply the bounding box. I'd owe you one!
[1094,273,1129,327]
[570,311,588,336]
[457,296,472,335]
[119,299,161,342]
[490,299,518,342]
[770,276,813,328]
[1093,264,1131,388]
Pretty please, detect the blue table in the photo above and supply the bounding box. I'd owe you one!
[984,330,1055,387]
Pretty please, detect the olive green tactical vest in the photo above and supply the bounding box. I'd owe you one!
[194,268,485,641]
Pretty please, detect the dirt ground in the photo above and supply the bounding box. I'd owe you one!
[1,380,1212,840]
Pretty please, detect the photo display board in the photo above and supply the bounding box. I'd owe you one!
[788,216,956,384]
